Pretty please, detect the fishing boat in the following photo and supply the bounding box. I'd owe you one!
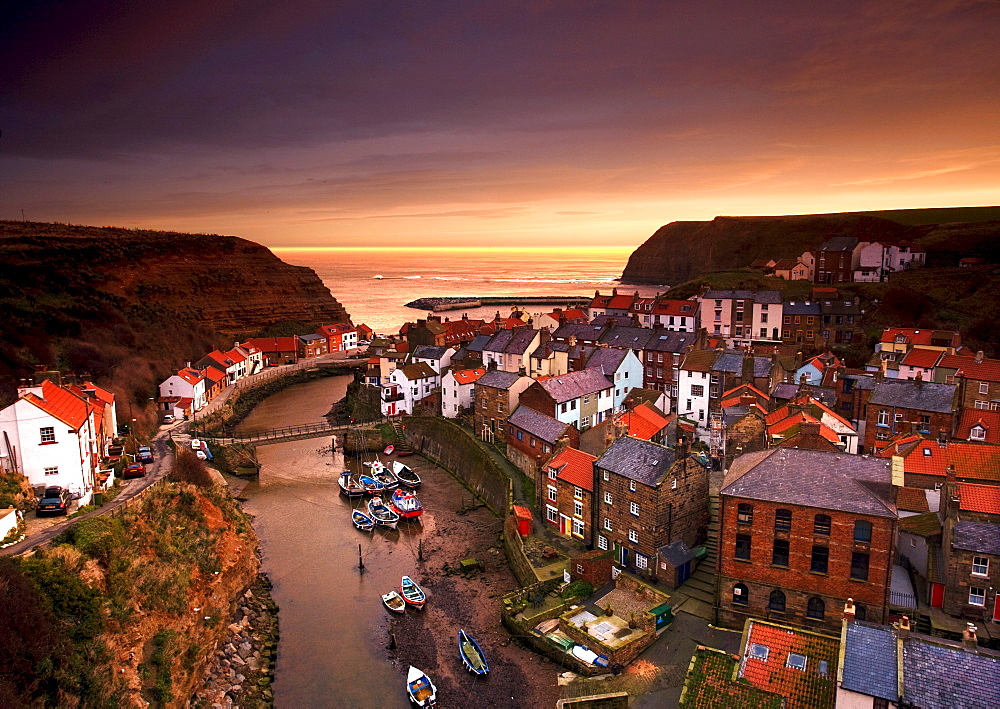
[352,509,375,531]
[338,472,366,497]
[392,461,421,488]
[390,488,424,519]
[382,590,406,614]
[458,629,489,676]
[373,466,400,491]
[358,475,384,495]
[405,666,437,707]
[384,444,395,456]
[400,575,426,608]
[368,497,400,529]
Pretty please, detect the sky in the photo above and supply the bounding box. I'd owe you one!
[2,0,998,248]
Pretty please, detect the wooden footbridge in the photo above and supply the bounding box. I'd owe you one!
[193,421,354,446]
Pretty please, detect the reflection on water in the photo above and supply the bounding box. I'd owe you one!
[237,375,419,707]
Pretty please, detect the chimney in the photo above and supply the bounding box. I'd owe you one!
[943,464,960,519]
[844,598,856,621]
[800,420,821,437]
[569,335,577,347]
[915,370,923,387]
[975,350,984,364]
[675,434,689,461]
[898,615,911,638]
[963,623,979,651]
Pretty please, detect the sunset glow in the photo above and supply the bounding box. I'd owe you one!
[2,1,998,247]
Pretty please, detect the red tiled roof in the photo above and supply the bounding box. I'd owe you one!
[607,293,635,309]
[177,368,203,385]
[900,348,944,369]
[904,440,1000,482]
[804,354,843,373]
[955,409,1000,444]
[722,383,770,400]
[739,621,839,709]
[224,348,247,363]
[24,380,91,430]
[548,447,597,492]
[452,368,486,385]
[652,299,697,316]
[896,486,931,513]
[938,353,1000,383]
[82,381,115,405]
[880,328,933,345]
[202,366,226,385]
[614,403,670,441]
[958,482,1000,515]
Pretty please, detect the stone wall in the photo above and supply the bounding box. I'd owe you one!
[504,515,543,586]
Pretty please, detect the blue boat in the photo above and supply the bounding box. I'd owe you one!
[352,509,375,532]
[458,629,489,676]
[359,475,384,494]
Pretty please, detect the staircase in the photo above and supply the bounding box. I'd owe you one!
[392,420,414,454]
[672,494,720,621]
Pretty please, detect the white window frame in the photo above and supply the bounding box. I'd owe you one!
[574,500,583,517]
[603,518,612,531]
[972,556,989,576]
[574,486,583,499]
[970,426,986,441]
[547,486,557,502]
[604,492,612,505]
[597,535,608,550]
[629,480,636,492]
[40,426,55,443]
[546,505,558,523]
[602,471,609,481]
[572,518,585,539]
[628,529,638,543]
[44,466,58,476]
[969,586,986,606]
[630,501,640,517]
[980,381,989,395]
[635,553,648,570]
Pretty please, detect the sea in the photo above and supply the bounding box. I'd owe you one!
[273,247,669,333]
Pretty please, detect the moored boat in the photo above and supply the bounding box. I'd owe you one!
[374,466,399,491]
[384,444,395,455]
[339,472,366,497]
[390,488,424,518]
[406,666,437,707]
[400,575,426,608]
[352,509,375,531]
[382,590,406,614]
[458,629,489,676]
[392,461,421,488]
[359,475,384,495]
[368,496,400,529]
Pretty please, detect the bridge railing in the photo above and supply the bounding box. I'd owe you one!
[193,421,350,444]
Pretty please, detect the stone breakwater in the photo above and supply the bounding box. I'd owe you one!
[405,295,591,311]
[191,574,279,708]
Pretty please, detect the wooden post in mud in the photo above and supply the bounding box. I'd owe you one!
[388,625,397,650]
[358,543,364,572]
[418,538,423,561]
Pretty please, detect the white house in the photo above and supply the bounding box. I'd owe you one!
[410,345,456,375]
[585,347,643,412]
[677,350,719,440]
[441,367,486,418]
[158,368,207,412]
[0,379,99,504]
[381,362,440,417]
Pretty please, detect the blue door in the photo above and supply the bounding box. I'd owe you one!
[676,560,692,585]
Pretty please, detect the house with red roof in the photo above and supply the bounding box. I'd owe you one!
[440,367,485,418]
[533,308,588,332]
[898,346,945,381]
[899,438,1000,489]
[542,446,597,544]
[158,367,207,414]
[934,350,1000,411]
[318,322,357,352]
[649,298,699,332]
[873,327,962,374]
[586,289,638,320]
[766,394,859,453]
[0,379,101,504]
[955,409,1000,444]
[794,351,842,387]
[243,336,303,366]
[772,258,811,281]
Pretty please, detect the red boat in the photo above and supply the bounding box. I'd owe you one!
[389,488,423,519]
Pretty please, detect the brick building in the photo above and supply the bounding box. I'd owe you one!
[472,369,533,441]
[810,236,862,284]
[542,446,598,545]
[718,449,898,633]
[640,328,696,397]
[505,405,578,486]
[935,350,1000,411]
[593,436,709,576]
[863,378,957,452]
[939,471,1000,622]
[518,368,614,431]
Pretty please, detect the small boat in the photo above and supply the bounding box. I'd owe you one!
[365,459,386,474]
[374,466,399,491]
[390,488,424,518]
[392,461,421,488]
[359,475,384,495]
[458,629,489,676]
[400,575,426,608]
[406,666,437,707]
[352,509,375,532]
[384,444,395,455]
[396,449,414,457]
[368,497,400,529]
[338,472,366,497]
[382,590,406,614]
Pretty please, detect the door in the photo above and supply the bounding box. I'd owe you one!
[559,514,570,536]
[619,545,629,567]
[993,593,1000,622]
[677,560,692,585]
[930,582,944,608]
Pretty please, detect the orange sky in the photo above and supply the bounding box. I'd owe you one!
[2,1,998,248]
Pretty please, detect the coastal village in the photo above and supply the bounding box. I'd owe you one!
[1,234,999,707]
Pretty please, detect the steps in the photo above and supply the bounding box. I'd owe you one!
[672,494,720,617]
[391,420,414,454]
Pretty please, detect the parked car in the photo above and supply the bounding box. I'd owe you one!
[37,486,72,516]
[190,439,201,450]
[195,449,208,460]
[123,462,146,479]
[107,445,124,462]
[162,414,175,423]
[137,446,154,463]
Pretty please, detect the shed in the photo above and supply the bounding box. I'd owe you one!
[512,505,533,537]
[656,540,696,589]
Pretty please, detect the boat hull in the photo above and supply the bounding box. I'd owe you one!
[406,666,436,707]
[352,510,375,531]
[458,629,490,676]
[382,591,406,614]
[401,575,426,608]
[390,489,424,518]
[368,497,400,529]
[339,473,366,497]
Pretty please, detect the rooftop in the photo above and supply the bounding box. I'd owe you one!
[595,436,676,487]
[507,405,569,443]
[738,620,839,708]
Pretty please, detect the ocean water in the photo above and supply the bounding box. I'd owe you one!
[273,247,668,333]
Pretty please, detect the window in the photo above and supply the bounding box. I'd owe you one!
[783,315,791,324]
[597,535,608,550]
[786,652,807,670]
[691,385,704,397]
[546,506,558,523]
[735,534,752,560]
[671,478,677,490]
[769,590,786,612]
[775,509,792,532]
[530,436,537,447]
[975,400,989,410]
[574,486,583,499]
[855,603,867,621]
[629,480,636,492]
[760,328,767,338]
[581,416,590,429]
[603,518,612,531]
[813,514,831,535]
[737,503,753,524]
[574,500,583,517]
[969,587,986,605]
[760,313,768,324]
[806,596,825,620]
[970,425,986,441]
[733,584,749,606]
[583,395,590,404]
[628,529,639,543]
[44,466,58,476]
[516,430,523,441]
[630,501,640,517]
[560,403,567,414]
[972,556,989,576]
[572,518,584,538]
[604,492,613,505]
[548,468,557,479]
[602,471,609,482]
[980,381,989,395]
[635,553,648,570]
[811,545,829,574]
[772,539,790,567]
[877,409,889,426]
[548,486,557,502]
[39,426,55,443]
[854,520,872,543]
[850,552,870,581]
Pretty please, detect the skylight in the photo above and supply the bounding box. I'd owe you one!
[786,653,807,670]
[748,643,769,661]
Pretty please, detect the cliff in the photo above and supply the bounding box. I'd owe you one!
[0,221,351,411]
[620,210,1000,285]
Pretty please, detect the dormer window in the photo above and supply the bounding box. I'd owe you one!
[971,425,986,441]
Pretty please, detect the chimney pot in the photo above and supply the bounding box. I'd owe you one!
[844,598,856,620]
[963,623,979,651]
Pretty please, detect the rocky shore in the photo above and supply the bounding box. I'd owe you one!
[190,574,279,708]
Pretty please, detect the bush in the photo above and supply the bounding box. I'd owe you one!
[169,449,214,488]
[561,580,594,600]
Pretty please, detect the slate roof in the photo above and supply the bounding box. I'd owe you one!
[753,357,772,378]
[657,540,695,567]
[536,368,611,403]
[771,382,800,400]
[712,351,744,374]
[599,327,652,350]
[903,636,1000,709]
[507,406,569,443]
[585,347,629,375]
[411,345,449,360]
[552,322,606,342]
[465,334,491,353]
[681,349,719,373]
[703,289,782,304]
[869,379,956,414]
[483,328,538,355]
[476,369,523,389]
[643,330,695,353]
[816,235,859,252]
[722,448,896,518]
[840,621,899,701]
[952,520,1000,556]
[590,314,634,327]
[782,300,821,315]
[595,436,676,487]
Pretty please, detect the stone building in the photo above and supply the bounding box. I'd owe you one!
[718,449,898,633]
[472,369,533,442]
[505,405,578,493]
[542,446,597,545]
[863,377,957,452]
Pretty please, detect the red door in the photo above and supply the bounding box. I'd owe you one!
[993,593,1000,622]
[930,583,944,608]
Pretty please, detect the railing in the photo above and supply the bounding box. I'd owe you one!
[194,421,350,444]
[889,590,918,609]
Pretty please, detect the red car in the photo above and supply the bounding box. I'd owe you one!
[123,462,146,479]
